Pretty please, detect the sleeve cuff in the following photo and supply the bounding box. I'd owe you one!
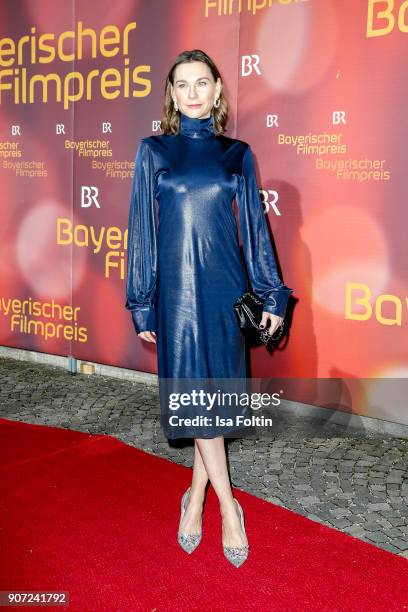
[128,305,157,335]
[261,286,294,318]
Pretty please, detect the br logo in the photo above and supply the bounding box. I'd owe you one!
[81,186,100,208]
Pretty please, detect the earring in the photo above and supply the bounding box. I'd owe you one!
[174,100,178,111]
[214,97,220,108]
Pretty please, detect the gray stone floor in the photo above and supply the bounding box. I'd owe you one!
[0,356,407,559]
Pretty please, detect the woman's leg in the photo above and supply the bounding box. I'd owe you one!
[179,440,208,535]
[195,437,247,548]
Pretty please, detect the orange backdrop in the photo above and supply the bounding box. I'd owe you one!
[1,0,407,424]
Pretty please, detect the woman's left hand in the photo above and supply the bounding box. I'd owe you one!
[260,311,284,336]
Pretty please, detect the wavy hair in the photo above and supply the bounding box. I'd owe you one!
[161,49,228,136]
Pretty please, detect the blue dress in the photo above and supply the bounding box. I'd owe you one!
[125,111,293,439]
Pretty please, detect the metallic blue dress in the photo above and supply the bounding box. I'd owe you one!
[125,112,293,439]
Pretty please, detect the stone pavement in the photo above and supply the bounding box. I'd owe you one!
[0,356,407,559]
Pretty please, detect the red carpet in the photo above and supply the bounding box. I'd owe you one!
[0,417,407,611]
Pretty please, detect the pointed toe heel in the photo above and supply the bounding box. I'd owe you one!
[223,499,249,568]
[177,531,202,555]
[177,487,202,554]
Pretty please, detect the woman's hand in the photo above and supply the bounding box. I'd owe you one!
[138,331,157,344]
[260,312,284,336]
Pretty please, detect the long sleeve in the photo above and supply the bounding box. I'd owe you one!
[125,139,158,334]
[236,145,294,318]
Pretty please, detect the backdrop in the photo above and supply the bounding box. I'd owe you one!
[1,0,407,424]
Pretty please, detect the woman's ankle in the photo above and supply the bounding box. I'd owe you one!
[220,497,237,517]
[188,486,206,507]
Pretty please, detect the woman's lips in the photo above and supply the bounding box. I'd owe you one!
[188,104,202,108]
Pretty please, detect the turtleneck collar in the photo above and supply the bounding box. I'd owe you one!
[179,111,215,139]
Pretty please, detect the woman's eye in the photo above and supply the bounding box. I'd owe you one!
[177,82,207,88]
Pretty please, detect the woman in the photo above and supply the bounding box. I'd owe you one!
[125,50,293,567]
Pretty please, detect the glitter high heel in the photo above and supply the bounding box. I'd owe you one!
[223,498,249,568]
[177,487,202,554]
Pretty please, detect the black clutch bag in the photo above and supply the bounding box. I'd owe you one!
[233,291,285,347]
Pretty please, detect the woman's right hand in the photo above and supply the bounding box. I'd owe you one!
[138,331,157,344]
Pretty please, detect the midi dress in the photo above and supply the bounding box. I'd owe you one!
[125,111,293,439]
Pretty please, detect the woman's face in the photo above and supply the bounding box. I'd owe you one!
[171,61,221,119]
